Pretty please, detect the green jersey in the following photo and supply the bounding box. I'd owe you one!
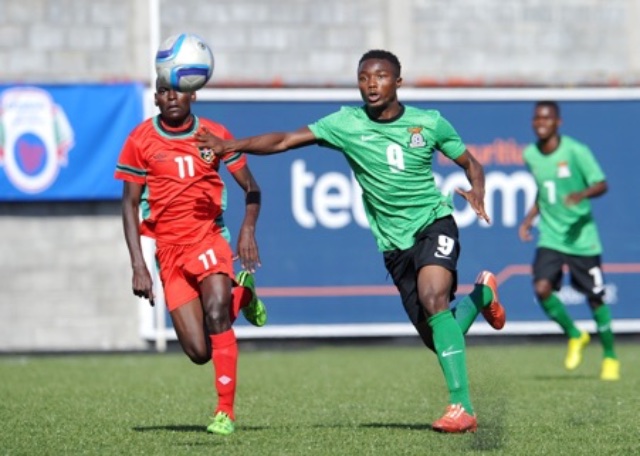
[523,135,605,255]
[308,105,466,252]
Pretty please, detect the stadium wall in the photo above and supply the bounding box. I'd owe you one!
[3,0,640,87]
[0,201,143,351]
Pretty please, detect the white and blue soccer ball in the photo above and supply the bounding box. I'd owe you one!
[155,33,214,92]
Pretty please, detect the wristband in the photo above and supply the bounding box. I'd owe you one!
[245,191,261,205]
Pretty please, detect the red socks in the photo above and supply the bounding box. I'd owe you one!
[210,329,238,420]
[229,287,252,323]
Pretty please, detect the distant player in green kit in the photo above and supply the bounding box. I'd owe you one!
[196,49,506,433]
[519,101,619,381]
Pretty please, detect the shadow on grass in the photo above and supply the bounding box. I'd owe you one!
[470,400,506,452]
[459,376,509,452]
[532,374,593,381]
[361,420,507,452]
[133,424,267,433]
[360,422,433,431]
[133,425,203,432]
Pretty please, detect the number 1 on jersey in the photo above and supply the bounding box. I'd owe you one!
[543,180,556,204]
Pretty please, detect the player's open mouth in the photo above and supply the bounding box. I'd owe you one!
[367,93,380,103]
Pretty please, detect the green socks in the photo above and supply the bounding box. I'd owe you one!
[428,310,473,414]
[452,284,492,334]
[593,305,617,359]
[542,295,617,359]
[540,294,581,338]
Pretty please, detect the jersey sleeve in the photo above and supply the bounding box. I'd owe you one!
[433,114,466,160]
[217,124,247,173]
[574,144,606,185]
[223,152,247,173]
[307,108,349,150]
[114,134,146,184]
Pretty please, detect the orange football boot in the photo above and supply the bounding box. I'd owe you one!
[432,404,478,433]
[475,270,506,330]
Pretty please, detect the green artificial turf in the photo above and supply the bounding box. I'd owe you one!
[1,342,638,455]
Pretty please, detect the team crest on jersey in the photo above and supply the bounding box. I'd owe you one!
[408,127,426,148]
[0,87,74,194]
[557,161,571,178]
[199,147,214,163]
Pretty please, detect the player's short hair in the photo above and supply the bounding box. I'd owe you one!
[536,100,561,117]
[359,50,402,77]
[155,77,168,90]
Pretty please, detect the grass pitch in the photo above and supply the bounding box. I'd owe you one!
[1,341,638,455]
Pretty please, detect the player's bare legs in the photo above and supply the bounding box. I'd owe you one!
[170,274,238,435]
[406,271,505,353]
[199,273,233,334]
[417,265,454,318]
[418,265,477,433]
[170,299,210,364]
[199,273,238,435]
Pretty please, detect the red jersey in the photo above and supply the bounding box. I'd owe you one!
[114,115,246,244]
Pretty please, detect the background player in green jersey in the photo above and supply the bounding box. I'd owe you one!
[519,101,619,381]
[196,49,507,433]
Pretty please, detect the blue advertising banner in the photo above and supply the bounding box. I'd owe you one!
[172,89,640,337]
[0,84,143,200]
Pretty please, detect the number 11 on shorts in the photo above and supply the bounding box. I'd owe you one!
[198,248,217,270]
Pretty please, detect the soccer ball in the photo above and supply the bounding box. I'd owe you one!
[155,33,214,92]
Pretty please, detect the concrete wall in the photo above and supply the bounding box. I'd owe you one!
[0,202,145,351]
[3,0,640,86]
[2,0,640,351]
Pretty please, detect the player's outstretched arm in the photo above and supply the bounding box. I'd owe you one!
[229,165,262,272]
[122,181,155,305]
[452,150,490,224]
[195,126,318,156]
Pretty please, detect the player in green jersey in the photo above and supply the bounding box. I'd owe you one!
[195,49,507,433]
[519,101,619,381]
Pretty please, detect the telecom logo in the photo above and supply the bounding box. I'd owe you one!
[0,87,75,194]
[290,159,537,229]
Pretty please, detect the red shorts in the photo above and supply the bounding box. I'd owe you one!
[155,230,235,311]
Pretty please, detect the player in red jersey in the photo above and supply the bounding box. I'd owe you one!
[115,78,266,436]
